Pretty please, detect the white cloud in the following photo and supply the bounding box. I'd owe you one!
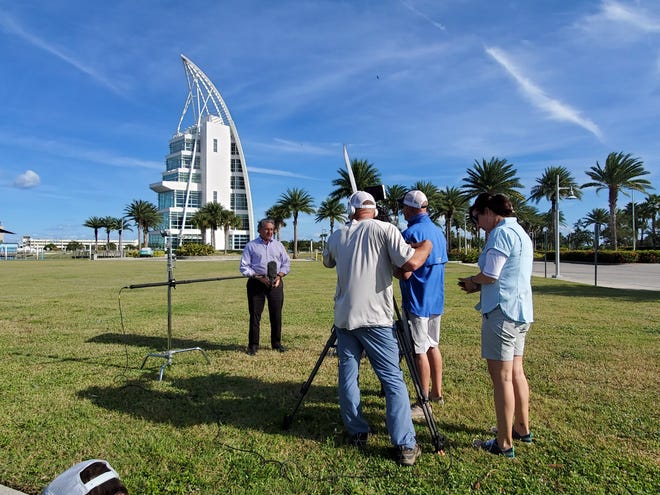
[248,167,318,180]
[254,138,337,156]
[13,170,40,188]
[0,134,162,170]
[600,0,660,32]
[0,12,126,95]
[485,46,604,141]
[399,0,446,31]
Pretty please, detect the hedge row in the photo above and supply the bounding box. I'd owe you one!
[448,249,660,264]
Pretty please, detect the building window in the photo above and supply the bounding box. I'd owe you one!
[158,191,174,209]
[237,214,249,230]
[230,176,245,189]
[213,139,218,152]
[231,159,242,172]
[231,143,238,155]
[231,234,249,250]
[231,193,248,211]
[174,191,201,208]
[213,191,218,203]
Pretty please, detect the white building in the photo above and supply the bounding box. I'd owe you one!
[149,55,254,250]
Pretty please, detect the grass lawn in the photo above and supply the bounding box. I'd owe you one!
[0,258,658,494]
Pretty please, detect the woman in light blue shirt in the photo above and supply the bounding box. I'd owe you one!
[459,193,534,458]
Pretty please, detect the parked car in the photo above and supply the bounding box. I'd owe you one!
[139,247,154,257]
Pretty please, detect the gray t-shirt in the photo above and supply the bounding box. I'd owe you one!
[323,219,414,330]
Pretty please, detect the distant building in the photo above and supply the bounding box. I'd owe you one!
[149,55,254,250]
[20,236,138,251]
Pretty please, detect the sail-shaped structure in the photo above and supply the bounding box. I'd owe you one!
[149,54,254,249]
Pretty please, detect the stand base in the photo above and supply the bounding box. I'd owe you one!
[141,347,211,381]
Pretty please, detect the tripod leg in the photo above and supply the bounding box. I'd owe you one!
[282,327,337,429]
[394,300,447,452]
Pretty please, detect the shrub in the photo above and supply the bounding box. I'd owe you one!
[637,250,659,263]
[175,243,216,257]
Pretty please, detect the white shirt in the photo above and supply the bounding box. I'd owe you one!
[323,219,414,330]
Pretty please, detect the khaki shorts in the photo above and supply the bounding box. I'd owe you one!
[408,314,442,354]
[481,306,530,361]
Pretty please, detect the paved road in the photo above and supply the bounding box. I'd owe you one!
[532,261,660,292]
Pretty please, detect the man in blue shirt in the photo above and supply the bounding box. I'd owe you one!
[395,190,448,419]
[240,218,290,355]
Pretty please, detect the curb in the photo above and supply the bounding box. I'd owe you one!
[0,485,27,495]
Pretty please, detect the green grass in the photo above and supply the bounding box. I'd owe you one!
[0,258,658,494]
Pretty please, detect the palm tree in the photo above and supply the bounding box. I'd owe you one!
[583,208,610,248]
[115,217,133,256]
[514,203,543,249]
[461,157,525,202]
[315,196,347,234]
[438,186,468,249]
[582,152,653,250]
[83,216,104,252]
[190,209,212,244]
[330,158,382,199]
[529,166,582,253]
[383,184,408,225]
[199,202,226,249]
[276,187,316,259]
[102,216,117,249]
[265,204,289,240]
[410,180,443,223]
[219,209,241,254]
[124,200,160,248]
[639,194,660,248]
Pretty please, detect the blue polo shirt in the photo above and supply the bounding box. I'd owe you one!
[399,213,448,317]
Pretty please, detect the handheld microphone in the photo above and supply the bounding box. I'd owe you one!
[267,261,278,286]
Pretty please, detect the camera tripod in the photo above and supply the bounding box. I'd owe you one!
[282,298,447,453]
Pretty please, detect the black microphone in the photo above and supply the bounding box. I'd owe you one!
[267,261,278,286]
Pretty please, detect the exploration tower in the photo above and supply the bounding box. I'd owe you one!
[149,54,254,249]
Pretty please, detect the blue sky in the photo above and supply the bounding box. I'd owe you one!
[0,0,658,244]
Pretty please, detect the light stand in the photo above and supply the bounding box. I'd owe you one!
[125,232,244,381]
[138,234,208,380]
[553,175,577,279]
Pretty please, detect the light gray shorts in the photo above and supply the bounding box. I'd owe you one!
[408,314,442,354]
[481,306,530,361]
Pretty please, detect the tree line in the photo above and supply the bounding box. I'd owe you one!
[84,151,657,258]
[268,152,656,258]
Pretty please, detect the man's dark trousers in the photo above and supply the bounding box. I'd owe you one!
[247,278,284,351]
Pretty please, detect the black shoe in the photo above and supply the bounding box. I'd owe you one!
[247,347,257,356]
[272,344,287,353]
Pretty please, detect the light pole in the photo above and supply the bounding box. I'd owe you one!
[320,229,327,252]
[554,174,577,278]
[631,189,636,251]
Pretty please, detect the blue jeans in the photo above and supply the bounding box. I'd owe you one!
[336,326,417,449]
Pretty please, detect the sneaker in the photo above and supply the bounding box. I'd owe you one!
[473,438,515,458]
[410,403,428,420]
[397,444,421,466]
[430,395,445,407]
[489,426,533,443]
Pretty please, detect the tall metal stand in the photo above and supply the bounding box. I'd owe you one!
[137,236,208,380]
[282,299,447,453]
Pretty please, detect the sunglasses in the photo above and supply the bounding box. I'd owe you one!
[470,211,480,224]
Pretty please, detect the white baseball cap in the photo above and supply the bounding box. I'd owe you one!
[42,460,121,495]
[399,190,428,208]
[349,191,377,209]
